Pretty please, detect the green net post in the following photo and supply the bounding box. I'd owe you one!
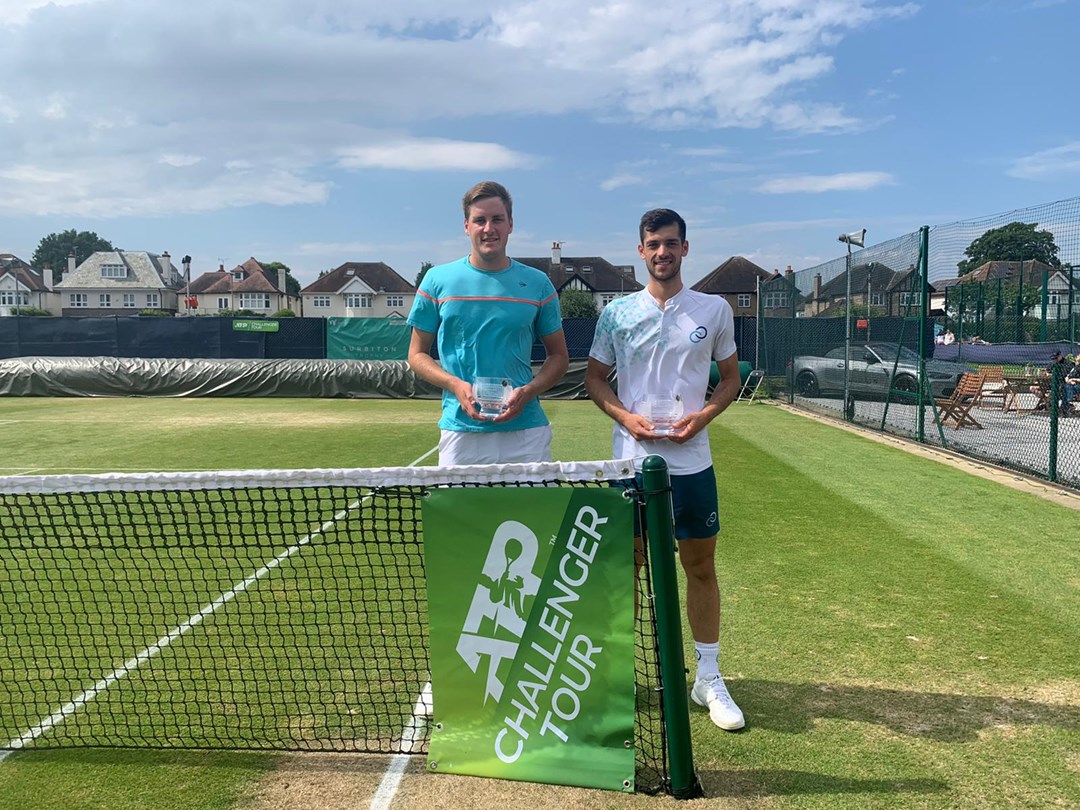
[641,455,703,800]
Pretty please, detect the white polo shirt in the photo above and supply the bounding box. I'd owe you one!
[590,287,737,475]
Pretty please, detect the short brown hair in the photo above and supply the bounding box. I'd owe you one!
[462,181,513,220]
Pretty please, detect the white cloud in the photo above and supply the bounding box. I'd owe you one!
[755,171,895,193]
[0,0,104,27]
[0,0,919,217]
[337,138,536,171]
[159,153,203,168]
[1008,141,1080,180]
[600,173,645,191]
[0,158,328,217]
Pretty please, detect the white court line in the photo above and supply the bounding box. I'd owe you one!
[1,444,440,765]
[370,445,439,810]
[370,683,433,810]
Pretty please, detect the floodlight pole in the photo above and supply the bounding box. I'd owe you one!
[839,229,866,421]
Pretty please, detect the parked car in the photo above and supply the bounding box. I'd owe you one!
[791,342,970,399]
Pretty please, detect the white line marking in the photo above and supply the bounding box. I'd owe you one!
[370,682,432,810]
[1,443,440,765]
[370,444,438,809]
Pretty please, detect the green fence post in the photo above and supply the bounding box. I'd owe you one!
[641,454,703,800]
[917,226,929,442]
[1041,268,1049,343]
[1049,376,1060,483]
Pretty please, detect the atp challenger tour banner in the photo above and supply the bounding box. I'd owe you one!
[423,487,635,791]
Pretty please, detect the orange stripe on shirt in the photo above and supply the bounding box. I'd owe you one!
[436,295,543,306]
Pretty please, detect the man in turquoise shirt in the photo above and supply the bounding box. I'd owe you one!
[407,181,569,465]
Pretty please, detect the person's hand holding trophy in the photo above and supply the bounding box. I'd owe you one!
[638,394,684,437]
[471,377,513,420]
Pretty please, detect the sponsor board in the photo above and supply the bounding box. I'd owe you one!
[424,487,635,791]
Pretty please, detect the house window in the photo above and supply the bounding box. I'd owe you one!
[737,294,752,309]
[898,292,914,306]
[1,291,29,306]
[70,293,87,308]
[870,292,885,306]
[99,293,112,308]
[100,263,125,279]
[240,293,270,309]
[218,297,230,310]
[346,293,372,308]
[232,271,244,282]
[581,265,592,273]
[601,294,620,307]
[763,291,789,309]
[386,294,404,308]
[122,293,136,308]
[146,293,160,308]
[312,295,331,308]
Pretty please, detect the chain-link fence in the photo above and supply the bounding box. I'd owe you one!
[754,196,1080,491]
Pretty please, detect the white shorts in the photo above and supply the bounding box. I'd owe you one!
[438,426,553,466]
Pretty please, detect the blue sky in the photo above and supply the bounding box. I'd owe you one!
[2,0,1078,289]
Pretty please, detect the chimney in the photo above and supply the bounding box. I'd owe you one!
[161,251,172,283]
[67,251,76,275]
[42,263,53,291]
[219,263,225,272]
[813,273,822,299]
[278,268,287,295]
[785,264,792,276]
[551,241,562,265]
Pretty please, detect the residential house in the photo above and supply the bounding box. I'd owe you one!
[802,262,930,317]
[516,243,642,310]
[691,256,771,315]
[181,257,298,316]
[300,262,415,318]
[54,251,182,316]
[1,254,57,315]
[950,260,1078,320]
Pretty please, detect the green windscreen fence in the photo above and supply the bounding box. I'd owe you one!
[327,317,411,360]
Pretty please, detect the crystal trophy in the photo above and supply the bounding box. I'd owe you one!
[639,394,683,435]
[472,377,513,419]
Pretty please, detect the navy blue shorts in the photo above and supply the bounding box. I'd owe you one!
[621,466,720,541]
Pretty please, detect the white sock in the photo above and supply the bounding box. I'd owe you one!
[694,642,720,681]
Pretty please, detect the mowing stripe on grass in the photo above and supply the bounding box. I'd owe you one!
[0,445,441,764]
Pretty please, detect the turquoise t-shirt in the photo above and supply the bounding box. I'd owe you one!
[407,257,563,432]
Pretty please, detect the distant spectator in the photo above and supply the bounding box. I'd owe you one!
[1037,351,1071,416]
[941,329,956,345]
[969,335,989,345]
[1064,354,1080,416]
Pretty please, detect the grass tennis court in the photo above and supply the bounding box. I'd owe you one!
[1,397,1077,809]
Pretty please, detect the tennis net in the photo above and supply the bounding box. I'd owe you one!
[0,460,687,795]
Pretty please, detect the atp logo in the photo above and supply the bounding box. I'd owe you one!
[455,521,542,703]
[689,326,708,343]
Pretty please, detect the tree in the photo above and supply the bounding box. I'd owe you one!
[560,288,599,318]
[415,261,433,288]
[260,261,301,296]
[957,221,1061,275]
[32,229,115,285]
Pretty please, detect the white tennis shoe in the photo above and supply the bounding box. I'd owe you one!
[690,674,745,731]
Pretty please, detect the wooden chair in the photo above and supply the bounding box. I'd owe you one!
[935,372,983,429]
[973,365,1008,409]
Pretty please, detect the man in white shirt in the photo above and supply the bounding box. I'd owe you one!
[585,208,745,731]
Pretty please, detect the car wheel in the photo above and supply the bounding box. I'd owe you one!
[796,371,819,397]
[892,374,917,400]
